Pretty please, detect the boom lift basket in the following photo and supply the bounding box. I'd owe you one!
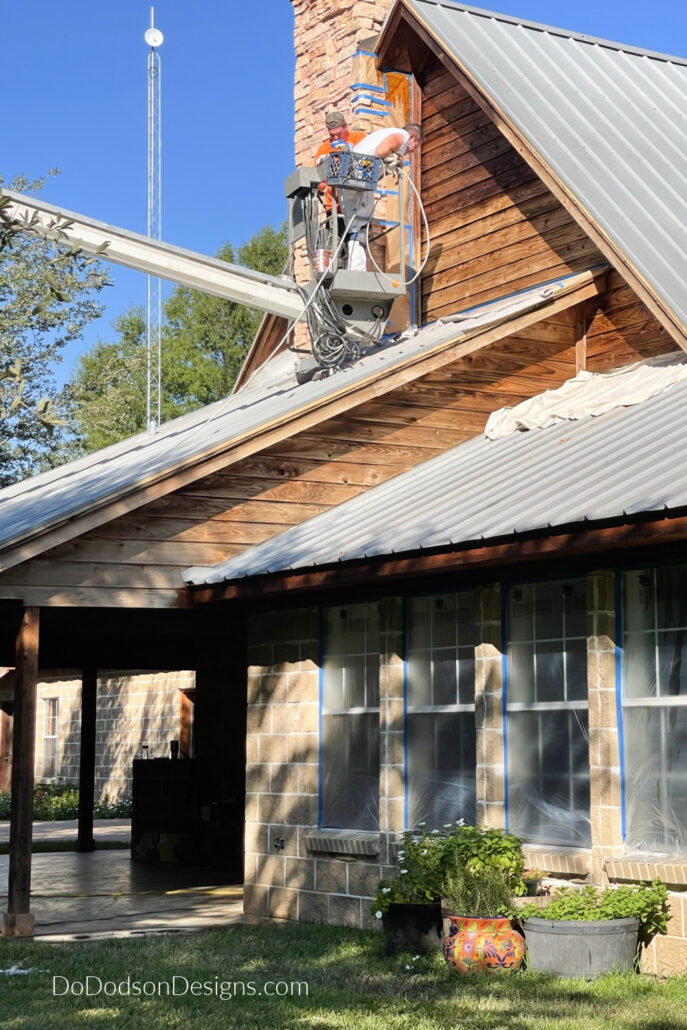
[326,151,382,191]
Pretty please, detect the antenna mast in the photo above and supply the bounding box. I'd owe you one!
[145,7,163,433]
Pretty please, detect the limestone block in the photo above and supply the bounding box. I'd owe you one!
[315,858,349,894]
[285,857,315,891]
[256,854,286,887]
[259,733,287,765]
[347,862,382,899]
[242,884,269,916]
[328,894,362,928]
[299,890,329,924]
[269,887,299,920]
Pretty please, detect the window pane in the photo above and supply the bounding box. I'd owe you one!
[433,598,456,648]
[457,649,475,706]
[321,602,380,830]
[565,638,588,701]
[535,641,565,702]
[535,581,564,639]
[624,706,687,851]
[321,712,379,830]
[407,654,431,707]
[507,709,590,846]
[433,650,457,706]
[509,585,535,642]
[407,598,431,652]
[407,712,476,830]
[656,566,687,629]
[624,570,654,633]
[623,632,657,698]
[657,630,687,698]
[508,642,535,703]
[564,581,588,638]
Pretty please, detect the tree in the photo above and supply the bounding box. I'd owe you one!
[0,173,110,485]
[63,224,288,455]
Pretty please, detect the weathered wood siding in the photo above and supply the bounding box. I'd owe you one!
[419,60,605,323]
[585,271,677,372]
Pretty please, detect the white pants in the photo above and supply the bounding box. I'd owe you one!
[347,239,367,271]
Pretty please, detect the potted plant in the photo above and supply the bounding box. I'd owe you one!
[372,826,446,953]
[521,868,546,897]
[515,879,670,978]
[442,859,526,974]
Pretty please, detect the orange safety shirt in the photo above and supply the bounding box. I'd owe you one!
[314,131,366,212]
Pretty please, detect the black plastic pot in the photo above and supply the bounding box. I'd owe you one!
[381,902,443,954]
[523,917,640,978]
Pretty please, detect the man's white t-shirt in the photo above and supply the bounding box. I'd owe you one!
[354,127,410,156]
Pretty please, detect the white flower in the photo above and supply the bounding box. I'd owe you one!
[405,964,412,970]
[420,849,428,856]
[411,836,420,844]
[400,869,408,874]
[413,955,420,961]
[382,887,391,894]
[375,910,383,919]
[443,823,452,829]
[430,829,440,835]
[418,821,426,827]
[456,819,465,827]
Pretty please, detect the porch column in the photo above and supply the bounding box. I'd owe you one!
[3,607,39,938]
[76,665,97,852]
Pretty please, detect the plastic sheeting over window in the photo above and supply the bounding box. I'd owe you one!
[321,603,380,831]
[406,593,476,829]
[506,579,591,846]
[623,567,687,851]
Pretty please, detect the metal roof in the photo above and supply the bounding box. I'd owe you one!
[0,274,581,559]
[183,362,687,585]
[400,0,687,333]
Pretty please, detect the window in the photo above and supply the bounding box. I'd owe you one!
[406,592,476,829]
[506,579,590,846]
[42,698,59,778]
[622,566,687,850]
[321,603,379,830]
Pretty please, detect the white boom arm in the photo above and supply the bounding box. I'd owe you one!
[1,189,305,322]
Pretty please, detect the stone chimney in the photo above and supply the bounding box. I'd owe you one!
[291,0,391,166]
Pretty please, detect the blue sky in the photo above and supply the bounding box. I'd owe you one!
[3,0,686,385]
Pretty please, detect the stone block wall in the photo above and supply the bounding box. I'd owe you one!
[0,670,194,800]
[242,582,687,974]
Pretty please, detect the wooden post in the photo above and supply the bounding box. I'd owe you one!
[3,607,39,938]
[575,300,589,374]
[77,666,97,853]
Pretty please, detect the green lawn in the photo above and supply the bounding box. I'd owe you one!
[1,923,686,1030]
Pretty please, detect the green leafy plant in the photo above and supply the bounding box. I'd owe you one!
[0,785,132,820]
[515,880,670,945]
[443,864,512,916]
[371,823,525,917]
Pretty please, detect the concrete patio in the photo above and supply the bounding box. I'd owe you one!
[0,821,243,940]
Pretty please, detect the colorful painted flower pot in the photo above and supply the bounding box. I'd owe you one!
[443,916,526,974]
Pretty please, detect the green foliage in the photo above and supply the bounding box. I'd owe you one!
[516,880,671,944]
[0,785,131,820]
[371,823,524,916]
[0,173,110,484]
[61,223,288,456]
[442,864,512,917]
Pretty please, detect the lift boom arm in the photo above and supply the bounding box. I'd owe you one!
[1,189,305,322]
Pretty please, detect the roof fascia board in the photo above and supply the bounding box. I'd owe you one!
[0,269,605,574]
[383,1,687,354]
[189,510,687,604]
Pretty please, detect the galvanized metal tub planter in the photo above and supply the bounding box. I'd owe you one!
[443,916,526,974]
[523,916,639,978]
[381,902,443,954]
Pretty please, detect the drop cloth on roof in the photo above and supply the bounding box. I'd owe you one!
[484,352,687,440]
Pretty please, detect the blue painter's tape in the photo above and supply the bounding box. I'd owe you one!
[352,107,392,118]
[350,81,387,94]
[615,571,627,842]
[353,50,378,58]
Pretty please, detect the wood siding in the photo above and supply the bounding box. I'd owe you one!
[585,271,677,372]
[419,60,605,323]
[0,312,582,609]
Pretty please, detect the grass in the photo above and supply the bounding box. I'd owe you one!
[1,923,687,1030]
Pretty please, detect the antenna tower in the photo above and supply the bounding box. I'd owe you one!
[145,8,163,432]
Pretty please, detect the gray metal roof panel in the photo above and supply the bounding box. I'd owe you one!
[184,372,687,585]
[0,275,575,556]
[402,0,687,331]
